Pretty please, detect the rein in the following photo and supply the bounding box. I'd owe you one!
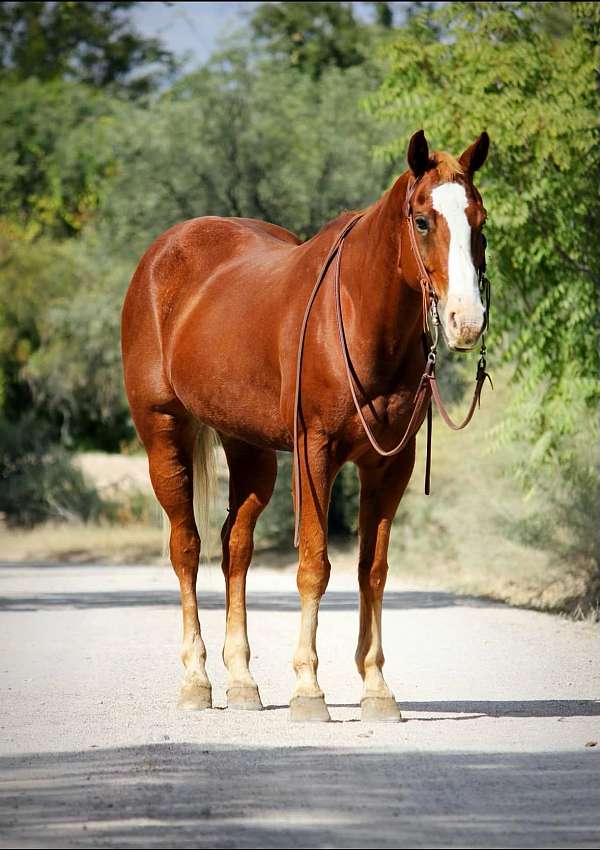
[292,182,492,548]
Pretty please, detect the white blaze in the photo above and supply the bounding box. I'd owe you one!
[431,182,479,305]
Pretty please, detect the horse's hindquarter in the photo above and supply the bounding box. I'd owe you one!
[156,217,301,448]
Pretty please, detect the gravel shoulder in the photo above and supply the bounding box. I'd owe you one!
[0,563,599,848]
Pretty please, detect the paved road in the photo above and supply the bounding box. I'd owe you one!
[0,562,599,849]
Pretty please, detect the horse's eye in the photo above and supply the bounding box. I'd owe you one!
[415,216,429,233]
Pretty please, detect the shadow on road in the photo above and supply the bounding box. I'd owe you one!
[1,743,598,849]
[401,700,600,718]
[0,588,502,613]
[261,700,600,718]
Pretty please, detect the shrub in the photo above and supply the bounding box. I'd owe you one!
[0,417,105,527]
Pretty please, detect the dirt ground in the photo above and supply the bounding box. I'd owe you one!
[0,562,599,848]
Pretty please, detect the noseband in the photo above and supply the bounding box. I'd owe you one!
[292,179,492,547]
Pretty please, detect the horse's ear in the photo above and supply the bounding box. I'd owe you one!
[407,129,433,178]
[459,132,489,176]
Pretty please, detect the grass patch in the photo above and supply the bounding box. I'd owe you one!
[0,521,164,565]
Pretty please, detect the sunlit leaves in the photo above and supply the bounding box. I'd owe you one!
[371,1,599,471]
[0,78,129,237]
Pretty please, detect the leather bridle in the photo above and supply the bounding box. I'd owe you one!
[292,178,492,547]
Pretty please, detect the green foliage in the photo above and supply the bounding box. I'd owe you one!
[2,0,595,610]
[0,11,395,472]
[503,452,599,595]
[372,1,600,474]
[329,464,360,537]
[0,1,176,95]
[0,416,105,527]
[101,57,392,256]
[0,227,132,449]
[256,453,359,549]
[0,78,129,237]
[0,2,173,515]
[24,240,133,450]
[0,226,75,420]
[248,1,388,78]
[256,453,294,548]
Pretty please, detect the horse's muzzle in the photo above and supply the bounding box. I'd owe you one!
[442,306,486,351]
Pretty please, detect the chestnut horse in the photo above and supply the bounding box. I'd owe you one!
[121,130,490,722]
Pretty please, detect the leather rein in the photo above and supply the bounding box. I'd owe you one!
[292,178,492,547]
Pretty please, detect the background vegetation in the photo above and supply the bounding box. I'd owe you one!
[0,1,597,615]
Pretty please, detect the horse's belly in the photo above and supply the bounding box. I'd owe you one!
[178,380,290,451]
[168,331,291,451]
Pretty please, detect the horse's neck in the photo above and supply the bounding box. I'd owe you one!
[341,173,424,385]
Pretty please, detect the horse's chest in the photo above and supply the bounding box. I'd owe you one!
[381,389,416,425]
[338,385,421,448]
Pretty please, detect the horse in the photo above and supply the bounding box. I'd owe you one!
[121,129,490,723]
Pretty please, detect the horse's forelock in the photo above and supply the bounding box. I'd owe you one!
[432,151,463,183]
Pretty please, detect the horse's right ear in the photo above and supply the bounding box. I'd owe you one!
[407,129,432,178]
[459,132,490,175]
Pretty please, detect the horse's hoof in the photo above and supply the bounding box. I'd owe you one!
[178,683,212,711]
[227,685,263,711]
[290,695,331,723]
[361,696,401,722]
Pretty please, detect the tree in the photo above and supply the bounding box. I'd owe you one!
[0,1,175,96]
[371,1,599,471]
[2,45,393,458]
[372,1,600,609]
[100,56,394,254]
[23,239,134,450]
[248,1,391,78]
[0,78,129,238]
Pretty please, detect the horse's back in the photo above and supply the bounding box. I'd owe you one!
[146,216,299,285]
[123,215,299,343]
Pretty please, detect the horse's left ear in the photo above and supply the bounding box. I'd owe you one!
[407,129,434,178]
[459,132,490,176]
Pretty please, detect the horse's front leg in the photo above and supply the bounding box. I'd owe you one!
[290,433,338,722]
[356,441,416,722]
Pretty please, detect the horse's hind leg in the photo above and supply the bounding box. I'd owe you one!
[220,437,277,710]
[355,443,416,722]
[142,411,212,710]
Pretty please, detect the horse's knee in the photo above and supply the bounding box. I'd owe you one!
[358,558,388,595]
[297,552,331,599]
[169,521,200,577]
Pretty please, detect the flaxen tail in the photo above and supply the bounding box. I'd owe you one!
[162,424,220,561]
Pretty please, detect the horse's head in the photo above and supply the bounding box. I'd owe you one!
[402,129,489,352]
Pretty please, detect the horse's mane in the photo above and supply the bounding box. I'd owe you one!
[432,151,463,182]
[307,151,464,242]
